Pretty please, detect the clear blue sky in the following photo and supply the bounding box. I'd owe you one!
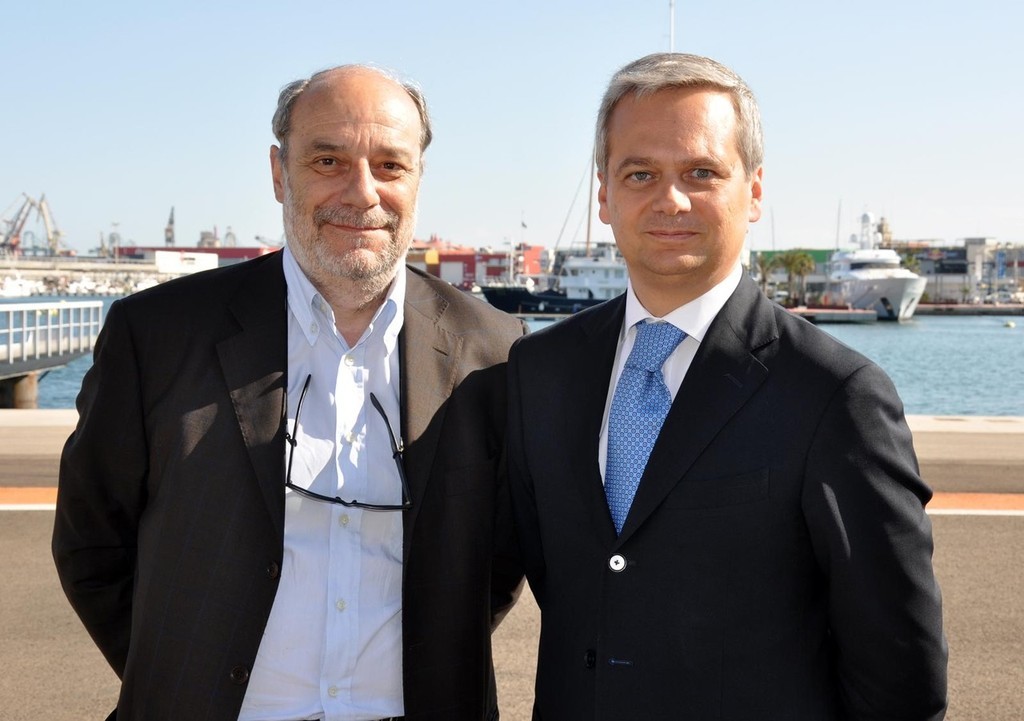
[3,0,1021,255]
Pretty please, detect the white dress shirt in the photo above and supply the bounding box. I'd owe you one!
[239,247,406,721]
[598,262,743,482]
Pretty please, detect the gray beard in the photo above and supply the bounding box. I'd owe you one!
[283,209,410,307]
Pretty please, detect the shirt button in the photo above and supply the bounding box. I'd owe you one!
[343,355,355,366]
[344,432,356,444]
[266,561,280,579]
[339,514,350,527]
[309,322,318,334]
[609,554,627,572]
[229,666,250,685]
[583,649,597,669]
[328,685,339,698]
[336,599,347,612]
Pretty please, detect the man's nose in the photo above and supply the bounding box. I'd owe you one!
[650,180,692,215]
[337,161,380,209]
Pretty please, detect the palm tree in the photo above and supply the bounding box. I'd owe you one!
[775,251,816,306]
[900,251,921,274]
[753,251,781,297]
[792,252,816,305]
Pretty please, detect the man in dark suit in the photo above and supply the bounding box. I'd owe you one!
[53,65,525,721]
[507,53,947,720]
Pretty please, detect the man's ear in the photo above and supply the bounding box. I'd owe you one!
[597,172,611,225]
[271,145,285,203]
[748,166,763,223]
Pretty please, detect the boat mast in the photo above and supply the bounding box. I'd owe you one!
[584,154,595,258]
[669,0,675,51]
[585,2,675,261]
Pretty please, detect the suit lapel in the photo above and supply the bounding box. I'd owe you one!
[216,253,289,539]
[569,298,627,542]
[617,277,777,542]
[399,270,462,533]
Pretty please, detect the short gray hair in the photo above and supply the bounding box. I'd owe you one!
[272,64,433,159]
[595,53,763,176]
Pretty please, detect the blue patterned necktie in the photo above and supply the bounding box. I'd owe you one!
[605,320,687,534]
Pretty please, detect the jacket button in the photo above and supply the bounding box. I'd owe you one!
[267,561,280,579]
[609,554,626,572]
[584,649,596,669]
[229,665,250,685]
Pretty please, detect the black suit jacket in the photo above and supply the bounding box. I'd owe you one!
[507,275,947,720]
[53,252,526,720]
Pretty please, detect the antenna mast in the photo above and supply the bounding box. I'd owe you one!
[834,200,843,250]
[669,0,675,51]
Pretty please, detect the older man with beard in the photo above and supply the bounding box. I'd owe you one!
[53,65,527,721]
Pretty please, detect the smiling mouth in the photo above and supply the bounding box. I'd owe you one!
[325,223,386,233]
[646,229,699,238]
[313,205,396,234]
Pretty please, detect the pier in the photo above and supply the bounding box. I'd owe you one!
[2,251,223,295]
[0,300,103,408]
[2,255,160,293]
[787,306,878,323]
[916,302,1024,316]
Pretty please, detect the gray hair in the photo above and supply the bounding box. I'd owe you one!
[272,64,433,159]
[595,53,763,176]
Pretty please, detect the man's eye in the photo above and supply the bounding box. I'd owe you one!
[316,158,336,166]
[692,168,714,180]
[628,171,653,182]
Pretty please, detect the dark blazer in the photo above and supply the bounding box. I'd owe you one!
[507,275,947,720]
[53,251,526,721]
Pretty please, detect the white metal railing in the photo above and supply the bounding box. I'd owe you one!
[0,300,103,367]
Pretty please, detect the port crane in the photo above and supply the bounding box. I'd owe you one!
[0,193,70,255]
[1,193,34,253]
[35,194,68,255]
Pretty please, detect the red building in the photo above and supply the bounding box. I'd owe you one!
[408,235,546,288]
[117,234,547,284]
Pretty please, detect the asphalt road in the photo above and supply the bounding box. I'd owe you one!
[2,411,1022,720]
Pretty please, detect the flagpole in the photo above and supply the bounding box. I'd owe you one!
[506,237,513,283]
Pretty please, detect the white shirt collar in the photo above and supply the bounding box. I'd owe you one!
[282,245,406,351]
[622,261,742,342]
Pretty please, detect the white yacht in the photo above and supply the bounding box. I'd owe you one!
[480,243,628,314]
[557,243,629,302]
[827,213,926,321]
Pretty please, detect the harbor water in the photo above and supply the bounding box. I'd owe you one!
[5,296,1022,416]
[818,315,1022,416]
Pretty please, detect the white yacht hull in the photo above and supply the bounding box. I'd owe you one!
[826,214,926,321]
[834,275,926,321]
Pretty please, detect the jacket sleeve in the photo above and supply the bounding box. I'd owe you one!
[489,322,530,629]
[503,335,548,605]
[490,444,525,629]
[52,300,149,677]
[802,362,948,720]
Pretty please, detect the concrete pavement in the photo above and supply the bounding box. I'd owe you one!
[2,410,1022,719]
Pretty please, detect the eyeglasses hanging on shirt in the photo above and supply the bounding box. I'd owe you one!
[284,373,413,512]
